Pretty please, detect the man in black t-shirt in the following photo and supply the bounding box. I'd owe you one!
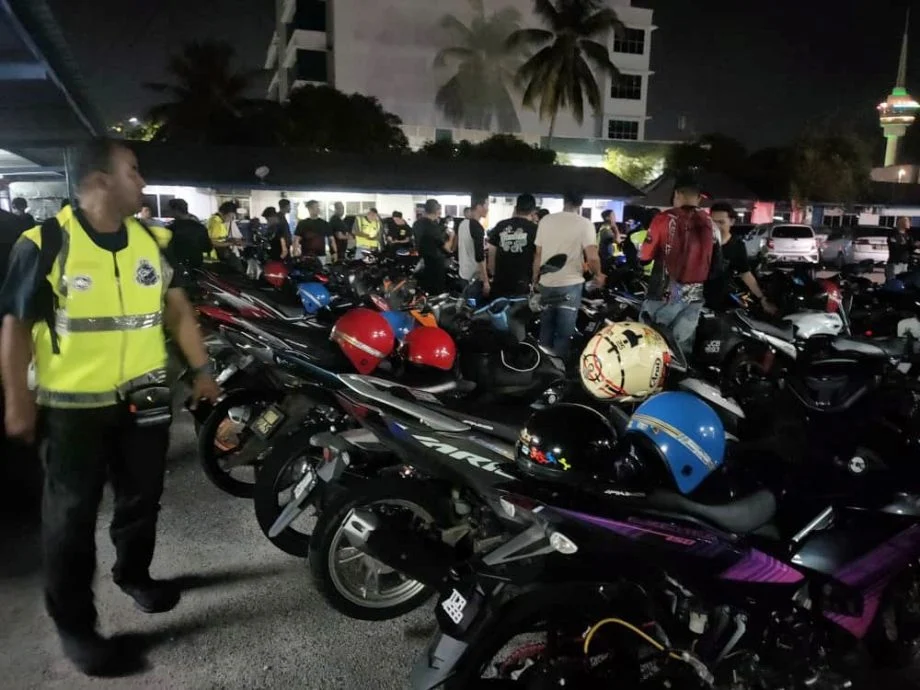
[385,211,413,249]
[705,202,775,313]
[415,199,450,295]
[294,200,334,263]
[166,198,211,269]
[330,201,348,261]
[888,216,914,278]
[487,193,538,297]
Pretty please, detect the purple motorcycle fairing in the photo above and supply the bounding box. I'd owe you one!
[551,508,804,585]
[823,523,920,638]
[552,508,920,639]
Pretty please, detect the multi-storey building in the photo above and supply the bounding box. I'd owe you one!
[265,0,655,149]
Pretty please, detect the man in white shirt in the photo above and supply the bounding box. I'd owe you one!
[532,190,604,357]
[457,193,491,301]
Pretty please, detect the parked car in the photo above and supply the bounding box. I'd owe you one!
[820,226,890,269]
[742,224,769,260]
[762,224,820,266]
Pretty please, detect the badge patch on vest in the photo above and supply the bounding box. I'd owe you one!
[72,275,93,292]
[135,258,160,287]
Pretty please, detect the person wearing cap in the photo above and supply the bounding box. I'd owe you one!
[384,211,413,250]
[206,201,240,262]
[415,199,451,294]
[639,175,717,356]
[352,208,382,258]
[167,198,210,269]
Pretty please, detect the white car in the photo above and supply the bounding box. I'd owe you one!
[742,224,769,260]
[820,226,890,269]
[762,224,820,266]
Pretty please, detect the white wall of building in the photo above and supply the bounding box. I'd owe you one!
[311,0,653,145]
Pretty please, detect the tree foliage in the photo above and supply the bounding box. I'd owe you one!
[145,41,281,146]
[508,0,623,140]
[147,44,409,153]
[788,131,871,204]
[603,148,663,187]
[283,85,409,154]
[665,133,748,178]
[434,0,526,132]
[418,134,556,164]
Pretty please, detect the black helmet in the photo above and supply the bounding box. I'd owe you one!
[516,404,619,485]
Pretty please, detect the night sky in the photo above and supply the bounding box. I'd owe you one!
[47,0,918,151]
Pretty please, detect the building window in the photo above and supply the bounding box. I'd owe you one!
[610,74,642,100]
[291,0,326,32]
[614,28,645,55]
[879,215,897,227]
[435,128,453,143]
[607,119,639,141]
[296,49,328,83]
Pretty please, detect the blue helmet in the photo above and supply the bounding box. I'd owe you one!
[380,310,416,341]
[883,278,906,293]
[297,282,331,315]
[626,391,725,495]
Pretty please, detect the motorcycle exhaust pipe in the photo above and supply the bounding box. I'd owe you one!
[343,508,458,587]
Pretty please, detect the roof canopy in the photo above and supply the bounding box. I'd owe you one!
[640,171,758,207]
[0,0,104,179]
[132,142,644,199]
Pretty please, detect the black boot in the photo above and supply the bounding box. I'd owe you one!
[59,629,144,677]
[117,578,181,614]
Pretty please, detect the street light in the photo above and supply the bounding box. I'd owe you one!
[899,168,907,182]
[128,117,139,125]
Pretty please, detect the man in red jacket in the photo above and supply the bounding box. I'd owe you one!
[640,175,716,357]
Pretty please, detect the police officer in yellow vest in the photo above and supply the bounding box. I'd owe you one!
[351,207,381,258]
[0,139,220,677]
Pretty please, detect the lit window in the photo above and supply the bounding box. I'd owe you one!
[607,120,639,141]
[610,74,642,100]
[614,28,645,55]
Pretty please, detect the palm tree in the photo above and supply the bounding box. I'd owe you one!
[145,41,277,145]
[508,0,623,142]
[434,0,527,133]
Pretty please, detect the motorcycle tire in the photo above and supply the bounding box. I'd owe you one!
[253,423,334,557]
[197,392,278,498]
[309,478,451,621]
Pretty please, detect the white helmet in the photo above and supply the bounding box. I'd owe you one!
[579,321,671,402]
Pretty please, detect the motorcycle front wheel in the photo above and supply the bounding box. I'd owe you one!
[197,391,281,498]
[253,423,333,557]
[309,479,451,621]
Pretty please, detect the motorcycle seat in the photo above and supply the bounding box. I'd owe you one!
[339,374,470,433]
[736,313,794,342]
[437,408,522,444]
[647,488,777,535]
[831,336,907,359]
[245,287,305,320]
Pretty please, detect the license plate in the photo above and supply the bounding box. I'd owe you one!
[293,468,316,500]
[441,588,468,625]
[251,405,285,440]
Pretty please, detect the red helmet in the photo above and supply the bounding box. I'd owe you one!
[818,278,842,314]
[402,327,457,371]
[331,308,395,374]
[263,260,289,289]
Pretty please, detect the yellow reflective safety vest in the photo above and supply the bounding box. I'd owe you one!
[204,213,227,261]
[24,206,172,408]
[354,216,380,250]
[630,228,653,275]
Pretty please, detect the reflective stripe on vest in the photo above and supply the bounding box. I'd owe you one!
[27,207,169,408]
[355,217,379,249]
[54,310,163,333]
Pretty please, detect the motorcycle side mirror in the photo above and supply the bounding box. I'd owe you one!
[539,253,567,276]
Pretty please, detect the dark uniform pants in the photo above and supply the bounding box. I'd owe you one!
[41,405,170,634]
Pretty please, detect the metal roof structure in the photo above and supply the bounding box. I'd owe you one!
[133,142,644,199]
[640,171,758,207]
[0,0,105,181]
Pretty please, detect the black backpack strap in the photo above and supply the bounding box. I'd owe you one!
[38,217,63,354]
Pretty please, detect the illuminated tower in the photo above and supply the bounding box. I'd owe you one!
[879,9,920,167]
